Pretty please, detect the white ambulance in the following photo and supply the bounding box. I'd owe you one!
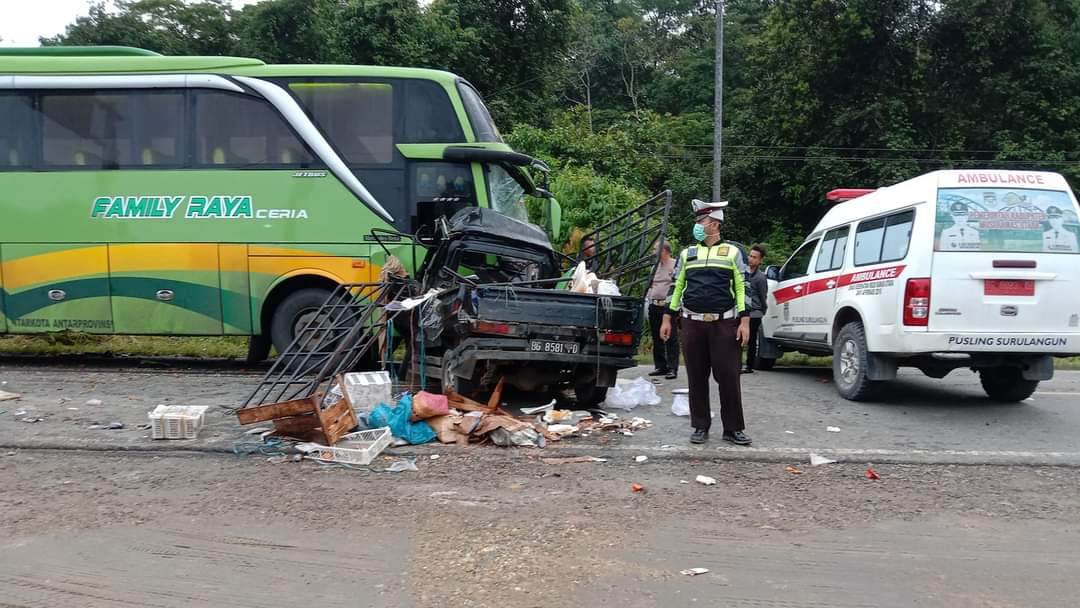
[758,170,1080,401]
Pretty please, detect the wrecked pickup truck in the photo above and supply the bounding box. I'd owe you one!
[414,207,646,406]
[242,191,672,411]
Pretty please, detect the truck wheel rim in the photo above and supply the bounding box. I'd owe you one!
[839,339,859,385]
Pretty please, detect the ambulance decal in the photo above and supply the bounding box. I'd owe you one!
[773,265,906,305]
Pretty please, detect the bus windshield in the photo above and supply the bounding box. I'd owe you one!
[458,82,502,143]
[486,164,530,223]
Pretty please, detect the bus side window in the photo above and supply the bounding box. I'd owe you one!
[287,80,396,165]
[0,93,33,170]
[38,90,183,170]
[193,91,314,168]
[403,80,465,143]
[41,92,133,169]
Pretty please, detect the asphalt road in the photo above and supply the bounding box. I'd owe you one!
[4,359,1080,607]
[1,360,1078,464]
[3,451,1079,608]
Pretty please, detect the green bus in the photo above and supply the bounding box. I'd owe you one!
[0,46,559,359]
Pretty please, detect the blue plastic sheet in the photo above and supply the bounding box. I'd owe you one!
[368,394,436,445]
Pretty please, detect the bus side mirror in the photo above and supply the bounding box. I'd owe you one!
[548,197,562,243]
[765,265,780,281]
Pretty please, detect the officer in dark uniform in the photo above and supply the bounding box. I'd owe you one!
[660,199,751,445]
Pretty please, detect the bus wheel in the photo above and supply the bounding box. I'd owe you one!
[833,321,879,401]
[270,287,334,357]
[979,367,1038,403]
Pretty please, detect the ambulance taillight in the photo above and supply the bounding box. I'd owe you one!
[903,278,931,326]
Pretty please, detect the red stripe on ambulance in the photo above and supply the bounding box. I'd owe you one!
[773,265,906,305]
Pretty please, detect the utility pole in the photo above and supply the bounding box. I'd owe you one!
[712,0,724,203]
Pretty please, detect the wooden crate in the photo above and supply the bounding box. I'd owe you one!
[235,393,357,446]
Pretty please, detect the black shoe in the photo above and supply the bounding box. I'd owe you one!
[690,429,708,444]
[665,371,678,380]
[648,369,667,377]
[741,367,754,374]
[722,430,752,446]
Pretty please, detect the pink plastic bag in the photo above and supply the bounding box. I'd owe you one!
[410,391,450,421]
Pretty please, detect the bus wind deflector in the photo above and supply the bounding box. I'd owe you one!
[578,190,673,299]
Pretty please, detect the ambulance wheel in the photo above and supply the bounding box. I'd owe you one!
[755,357,776,371]
[833,321,879,401]
[979,367,1038,403]
[574,383,609,408]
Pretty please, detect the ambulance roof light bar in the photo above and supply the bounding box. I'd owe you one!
[826,188,876,203]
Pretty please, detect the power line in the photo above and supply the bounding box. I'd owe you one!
[617,152,1080,165]
[646,142,1080,155]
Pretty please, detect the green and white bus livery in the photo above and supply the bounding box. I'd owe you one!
[0,46,560,359]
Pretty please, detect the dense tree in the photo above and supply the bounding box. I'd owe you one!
[42,0,1080,261]
[42,0,239,55]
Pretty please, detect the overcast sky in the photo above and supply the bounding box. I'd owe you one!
[0,0,265,47]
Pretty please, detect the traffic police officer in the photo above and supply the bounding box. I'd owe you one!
[660,199,752,445]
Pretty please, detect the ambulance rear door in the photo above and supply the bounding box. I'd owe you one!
[929,173,1080,340]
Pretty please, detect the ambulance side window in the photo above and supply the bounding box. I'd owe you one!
[854,218,886,265]
[855,210,914,266]
[779,239,819,282]
[814,227,850,273]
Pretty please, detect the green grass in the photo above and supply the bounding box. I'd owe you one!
[0,333,248,358]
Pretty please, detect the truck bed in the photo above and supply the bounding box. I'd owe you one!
[467,285,641,332]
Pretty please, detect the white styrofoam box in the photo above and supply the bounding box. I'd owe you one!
[341,371,393,413]
[148,405,209,439]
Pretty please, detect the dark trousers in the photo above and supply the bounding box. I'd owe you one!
[744,317,762,369]
[648,304,679,374]
[681,317,745,433]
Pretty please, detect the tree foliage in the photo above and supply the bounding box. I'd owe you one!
[44,0,1080,262]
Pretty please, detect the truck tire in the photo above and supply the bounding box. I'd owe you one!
[979,367,1038,403]
[755,357,776,371]
[833,321,879,401]
[246,334,272,363]
[270,287,334,358]
[574,383,609,408]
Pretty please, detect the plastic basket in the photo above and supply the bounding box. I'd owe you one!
[148,405,209,440]
[306,427,392,465]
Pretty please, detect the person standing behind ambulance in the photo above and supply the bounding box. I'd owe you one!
[647,240,679,380]
[660,199,751,446]
[743,245,768,373]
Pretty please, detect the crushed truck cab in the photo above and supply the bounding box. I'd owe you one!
[416,207,644,406]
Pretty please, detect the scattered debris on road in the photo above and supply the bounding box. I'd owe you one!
[696,475,717,486]
[635,455,648,463]
[605,377,662,410]
[827,426,841,433]
[866,467,881,480]
[0,390,20,402]
[631,483,646,493]
[680,568,709,576]
[85,399,103,406]
[809,453,837,466]
[540,456,607,465]
[785,465,803,475]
